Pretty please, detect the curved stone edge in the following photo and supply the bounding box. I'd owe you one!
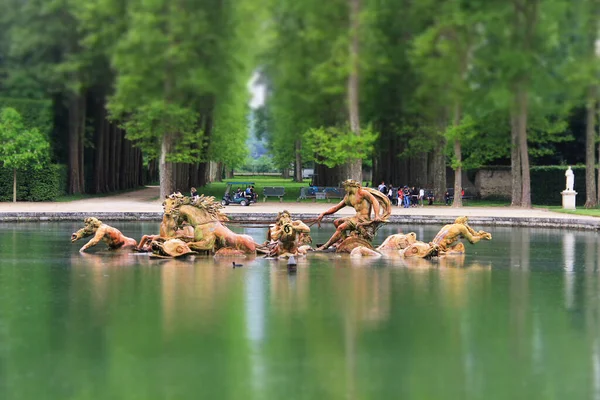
[0,212,599,231]
[0,212,163,222]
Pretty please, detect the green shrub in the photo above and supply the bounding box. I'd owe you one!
[0,164,67,201]
[530,166,587,206]
[479,165,588,206]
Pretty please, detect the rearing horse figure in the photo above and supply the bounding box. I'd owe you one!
[136,212,194,252]
[163,193,257,255]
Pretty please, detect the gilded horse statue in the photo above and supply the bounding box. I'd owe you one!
[163,193,257,255]
[136,210,194,251]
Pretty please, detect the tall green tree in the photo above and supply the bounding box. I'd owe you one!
[568,0,600,208]
[0,107,50,202]
[7,0,93,194]
[262,0,347,184]
[411,0,478,207]
[474,0,570,207]
[108,0,256,198]
[345,0,363,182]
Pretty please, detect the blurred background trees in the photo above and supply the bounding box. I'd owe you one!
[0,0,598,206]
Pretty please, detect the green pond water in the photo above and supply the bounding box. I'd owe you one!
[0,222,599,400]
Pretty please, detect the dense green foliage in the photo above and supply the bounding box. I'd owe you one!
[0,108,49,169]
[0,107,51,201]
[0,164,67,201]
[0,0,598,204]
[0,98,52,135]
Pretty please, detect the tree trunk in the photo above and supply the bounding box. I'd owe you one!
[314,164,343,186]
[585,85,597,208]
[414,152,429,188]
[115,128,123,189]
[198,162,213,186]
[207,161,219,183]
[432,132,446,203]
[93,100,105,194]
[294,139,303,182]
[108,123,117,192]
[12,168,16,203]
[516,86,531,208]
[159,133,175,199]
[344,0,362,183]
[510,107,522,206]
[68,94,83,194]
[597,98,600,202]
[511,0,536,208]
[451,102,463,208]
[103,121,111,192]
[78,96,86,193]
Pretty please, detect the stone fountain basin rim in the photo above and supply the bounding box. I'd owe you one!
[0,212,599,231]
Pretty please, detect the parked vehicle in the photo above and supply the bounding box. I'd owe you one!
[221,182,257,206]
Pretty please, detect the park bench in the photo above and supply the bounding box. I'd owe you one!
[297,186,347,202]
[263,186,285,202]
[298,186,323,201]
[445,188,475,205]
[324,187,345,202]
[296,186,336,201]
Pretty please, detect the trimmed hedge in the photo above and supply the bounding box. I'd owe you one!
[530,165,587,206]
[481,165,588,206]
[0,164,67,201]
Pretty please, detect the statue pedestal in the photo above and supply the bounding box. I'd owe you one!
[561,190,577,210]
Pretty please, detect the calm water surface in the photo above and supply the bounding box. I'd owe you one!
[0,222,599,400]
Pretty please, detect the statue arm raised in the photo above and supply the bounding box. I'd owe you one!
[316,200,346,222]
[463,223,478,236]
[460,225,492,244]
[292,220,311,233]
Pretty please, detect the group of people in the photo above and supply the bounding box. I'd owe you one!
[234,186,257,202]
[377,182,431,207]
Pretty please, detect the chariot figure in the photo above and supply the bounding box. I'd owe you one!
[316,179,391,252]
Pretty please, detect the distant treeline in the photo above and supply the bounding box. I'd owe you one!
[1,0,598,207]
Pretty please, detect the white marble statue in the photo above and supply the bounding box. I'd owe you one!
[565,166,574,192]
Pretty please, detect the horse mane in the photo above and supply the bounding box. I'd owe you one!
[174,194,229,222]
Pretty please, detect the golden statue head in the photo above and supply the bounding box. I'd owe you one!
[342,179,361,189]
[71,217,103,242]
[454,216,469,225]
[163,192,185,215]
[276,210,291,224]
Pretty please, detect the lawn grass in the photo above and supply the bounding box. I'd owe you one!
[200,178,516,205]
[197,176,312,201]
[460,199,511,207]
[542,205,600,217]
[53,177,600,217]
